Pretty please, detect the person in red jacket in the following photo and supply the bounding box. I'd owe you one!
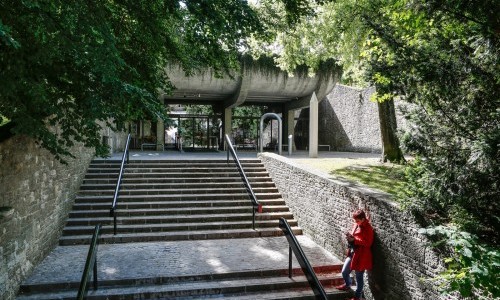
[336,209,374,300]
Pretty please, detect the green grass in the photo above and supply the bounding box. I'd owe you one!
[331,164,407,196]
[293,157,408,197]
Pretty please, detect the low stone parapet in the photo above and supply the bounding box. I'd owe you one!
[259,152,446,300]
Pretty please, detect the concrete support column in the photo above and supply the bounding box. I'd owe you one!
[309,92,319,158]
[287,110,295,151]
[156,119,165,151]
[224,108,232,150]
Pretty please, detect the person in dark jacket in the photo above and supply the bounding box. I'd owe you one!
[336,209,374,300]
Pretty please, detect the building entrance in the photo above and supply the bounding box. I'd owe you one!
[171,114,222,151]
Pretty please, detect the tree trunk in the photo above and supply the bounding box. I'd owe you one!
[378,99,405,163]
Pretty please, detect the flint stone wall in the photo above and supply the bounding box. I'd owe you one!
[0,136,94,300]
[259,152,447,300]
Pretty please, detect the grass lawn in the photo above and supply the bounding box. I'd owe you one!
[293,157,407,197]
[333,164,406,196]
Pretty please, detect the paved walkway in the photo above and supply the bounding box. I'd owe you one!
[23,236,341,285]
[97,149,381,161]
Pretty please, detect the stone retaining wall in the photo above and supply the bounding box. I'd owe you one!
[259,152,446,300]
[0,135,95,300]
[317,84,409,153]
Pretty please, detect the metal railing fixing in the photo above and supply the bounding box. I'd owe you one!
[225,134,261,230]
[77,224,102,300]
[279,218,328,300]
[109,133,131,235]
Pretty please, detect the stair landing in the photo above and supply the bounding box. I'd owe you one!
[18,236,345,299]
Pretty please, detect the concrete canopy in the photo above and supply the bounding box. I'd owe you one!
[162,60,340,110]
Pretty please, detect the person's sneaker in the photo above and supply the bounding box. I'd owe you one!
[335,284,350,291]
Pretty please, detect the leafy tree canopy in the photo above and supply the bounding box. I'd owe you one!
[0,0,311,161]
[249,0,499,297]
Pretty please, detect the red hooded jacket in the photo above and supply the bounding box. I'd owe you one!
[350,219,374,271]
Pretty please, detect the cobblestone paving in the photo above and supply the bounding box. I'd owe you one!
[23,236,341,285]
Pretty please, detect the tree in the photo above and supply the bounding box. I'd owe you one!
[251,0,499,297]
[357,1,500,297]
[247,0,406,162]
[378,99,405,163]
[0,0,311,161]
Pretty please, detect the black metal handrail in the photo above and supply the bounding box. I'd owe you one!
[225,134,261,230]
[77,224,101,300]
[109,133,131,235]
[279,218,328,300]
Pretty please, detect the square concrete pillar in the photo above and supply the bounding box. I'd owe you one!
[309,92,318,158]
[224,108,232,150]
[156,119,165,151]
[287,110,295,151]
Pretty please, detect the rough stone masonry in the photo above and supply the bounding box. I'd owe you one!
[0,135,94,300]
[259,152,449,300]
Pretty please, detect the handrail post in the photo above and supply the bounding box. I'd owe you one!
[93,254,98,290]
[252,208,255,230]
[289,246,293,278]
[113,214,117,235]
[77,224,101,300]
[279,218,328,300]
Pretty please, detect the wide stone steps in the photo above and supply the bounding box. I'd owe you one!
[74,192,283,203]
[88,160,263,167]
[79,181,276,190]
[69,206,289,219]
[63,160,289,244]
[72,199,286,210]
[17,266,348,300]
[39,158,346,299]
[83,176,274,184]
[84,171,270,179]
[63,219,300,235]
[65,212,295,226]
[59,227,303,245]
[77,186,279,196]
[86,167,268,174]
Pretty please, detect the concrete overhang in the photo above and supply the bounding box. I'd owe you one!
[162,60,340,110]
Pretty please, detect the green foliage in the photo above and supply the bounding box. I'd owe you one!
[419,225,500,299]
[387,1,500,243]
[366,1,500,296]
[247,0,344,78]
[0,0,275,161]
[0,116,9,127]
[250,0,499,296]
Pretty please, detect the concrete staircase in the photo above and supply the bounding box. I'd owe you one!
[60,159,301,245]
[17,158,351,300]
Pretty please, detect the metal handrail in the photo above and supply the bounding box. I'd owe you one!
[77,224,101,300]
[109,133,131,235]
[278,218,328,300]
[225,134,261,230]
